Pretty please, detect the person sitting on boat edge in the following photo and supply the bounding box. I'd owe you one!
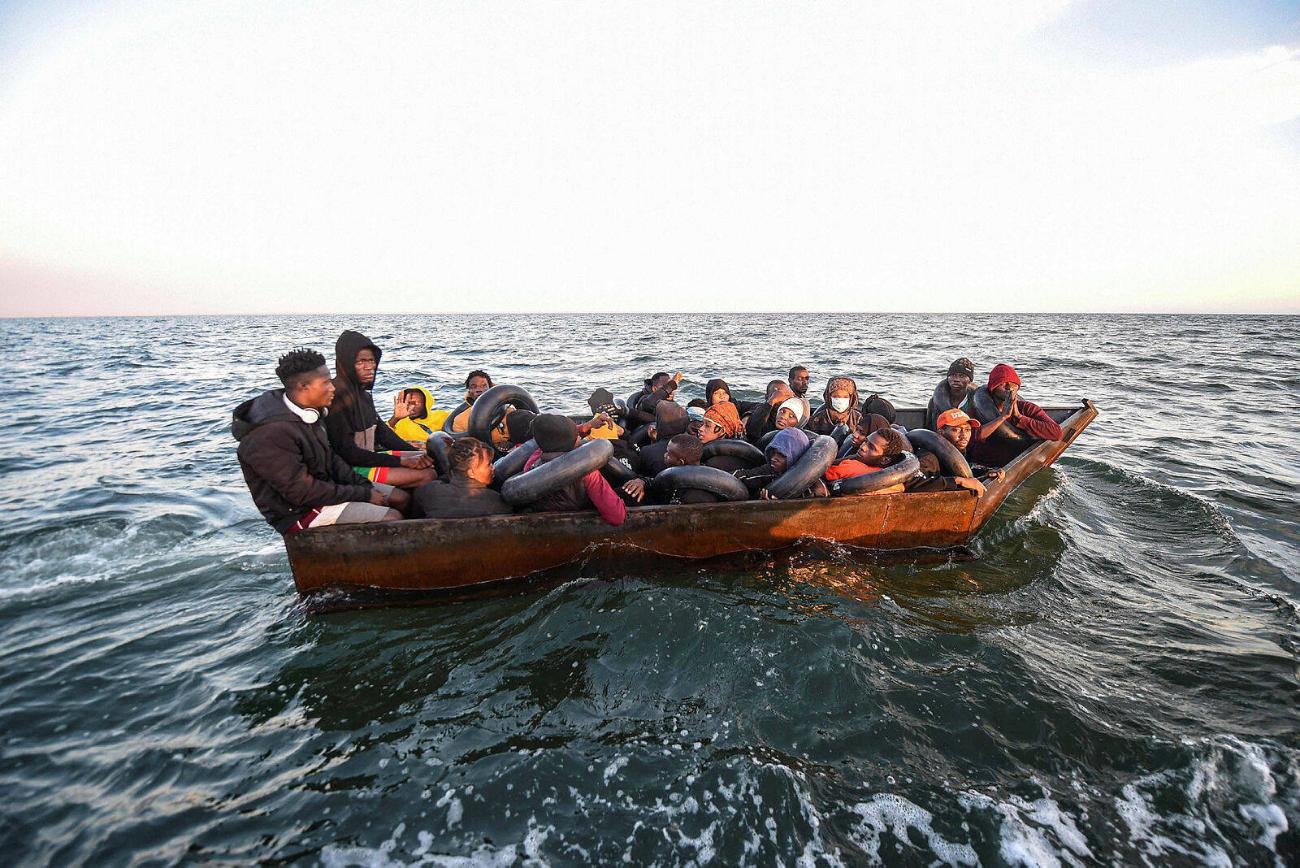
[807,376,861,435]
[412,437,512,519]
[233,348,406,533]
[442,370,493,434]
[824,427,911,496]
[388,386,449,447]
[906,408,1002,496]
[735,427,828,500]
[968,364,1063,466]
[325,330,436,489]
[925,357,976,430]
[521,414,627,526]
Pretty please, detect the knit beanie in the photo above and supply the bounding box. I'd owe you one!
[504,409,536,444]
[987,364,1021,391]
[532,414,578,453]
[948,358,975,379]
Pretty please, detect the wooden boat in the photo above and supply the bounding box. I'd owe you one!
[285,401,1097,598]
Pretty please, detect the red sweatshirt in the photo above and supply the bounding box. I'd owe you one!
[968,399,1062,466]
[523,449,627,526]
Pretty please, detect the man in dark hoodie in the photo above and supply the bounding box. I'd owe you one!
[233,348,406,533]
[325,330,436,489]
[634,401,690,477]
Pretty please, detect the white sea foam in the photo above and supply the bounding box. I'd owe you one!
[850,793,977,866]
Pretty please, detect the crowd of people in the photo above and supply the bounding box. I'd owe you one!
[232,331,1063,534]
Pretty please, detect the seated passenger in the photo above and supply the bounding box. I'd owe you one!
[705,378,733,407]
[861,393,896,424]
[925,358,975,430]
[388,386,450,447]
[824,427,911,496]
[621,434,718,504]
[412,437,512,518]
[504,409,536,447]
[697,402,750,472]
[907,408,1003,496]
[807,376,861,435]
[634,401,690,477]
[625,372,672,429]
[634,371,684,417]
[744,380,797,442]
[787,365,813,423]
[735,427,828,500]
[968,364,1063,466]
[233,348,406,533]
[325,330,436,489]
[585,389,625,440]
[443,370,494,433]
[685,401,707,435]
[522,415,626,526]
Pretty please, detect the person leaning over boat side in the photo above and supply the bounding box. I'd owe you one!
[443,370,494,434]
[325,330,437,489]
[968,364,1063,466]
[411,437,512,519]
[807,376,862,435]
[744,380,797,443]
[907,408,1002,496]
[388,386,449,447]
[735,427,828,500]
[233,348,406,533]
[521,415,627,525]
[787,365,812,423]
[924,358,976,430]
[824,427,911,496]
[633,401,690,478]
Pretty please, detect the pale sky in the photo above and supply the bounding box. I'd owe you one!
[0,0,1297,316]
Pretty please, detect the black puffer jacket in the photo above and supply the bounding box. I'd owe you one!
[233,389,372,532]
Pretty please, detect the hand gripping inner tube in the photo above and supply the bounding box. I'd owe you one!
[904,428,973,478]
[426,431,453,478]
[468,385,540,443]
[701,438,765,468]
[501,439,614,506]
[829,452,921,496]
[971,386,1026,442]
[651,465,749,502]
[491,439,537,485]
[766,434,837,500]
[600,454,639,486]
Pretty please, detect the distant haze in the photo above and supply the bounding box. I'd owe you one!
[1,1,1297,316]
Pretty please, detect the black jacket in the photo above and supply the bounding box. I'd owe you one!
[413,476,513,518]
[325,329,410,469]
[232,389,372,532]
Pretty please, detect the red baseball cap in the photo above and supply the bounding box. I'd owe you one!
[936,408,980,429]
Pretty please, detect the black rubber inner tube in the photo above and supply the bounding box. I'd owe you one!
[829,423,851,444]
[651,465,749,502]
[600,454,639,486]
[828,452,921,496]
[629,424,654,449]
[766,434,837,500]
[442,401,470,434]
[701,438,765,468]
[491,438,537,485]
[904,428,973,478]
[468,385,540,443]
[425,431,453,479]
[501,439,614,506]
[757,428,781,450]
[929,381,973,424]
[836,435,859,460]
[970,386,1026,443]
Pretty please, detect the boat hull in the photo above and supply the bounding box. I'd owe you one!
[284,402,1097,597]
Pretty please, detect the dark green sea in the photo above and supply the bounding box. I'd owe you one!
[1,313,1296,865]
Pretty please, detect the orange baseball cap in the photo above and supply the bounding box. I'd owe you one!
[936,408,980,429]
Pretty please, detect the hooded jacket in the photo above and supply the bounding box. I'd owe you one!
[325,330,411,468]
[807,377,862,435]
[232,389,372,532]
[393,386,450,443]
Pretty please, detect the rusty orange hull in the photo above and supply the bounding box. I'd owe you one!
[284,402,1097,597]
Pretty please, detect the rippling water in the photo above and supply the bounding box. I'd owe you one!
[1,313,1296,865]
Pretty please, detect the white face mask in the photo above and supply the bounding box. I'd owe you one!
[830,396,851,413]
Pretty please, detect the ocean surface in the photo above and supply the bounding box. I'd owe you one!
[1,313,1297,866]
